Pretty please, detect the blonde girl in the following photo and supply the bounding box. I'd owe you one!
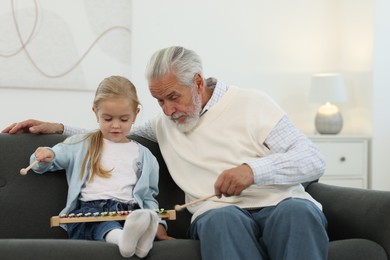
[30,76,164,258]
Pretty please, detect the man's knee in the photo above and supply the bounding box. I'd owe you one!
[275,198,327,226]
[199,206,246,225]
[279,198,319,213]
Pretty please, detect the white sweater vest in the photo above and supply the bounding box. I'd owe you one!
[152,86,321,221]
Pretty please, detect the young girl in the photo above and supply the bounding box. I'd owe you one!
[30,76,164,258]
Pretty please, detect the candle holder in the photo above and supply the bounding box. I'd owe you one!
[314,102,343,134]
[309,73,347,135]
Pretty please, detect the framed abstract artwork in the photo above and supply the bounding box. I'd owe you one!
[0,0,132,90]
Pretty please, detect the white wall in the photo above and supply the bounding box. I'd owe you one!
[372,0,390,190]
[0,0,373,132]
[1,0,387,189]
[130,0,373,135]
[0,87,97,130]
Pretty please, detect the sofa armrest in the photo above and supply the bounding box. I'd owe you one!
[306,182,390,257]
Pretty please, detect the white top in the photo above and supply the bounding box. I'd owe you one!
[80,139,139,203]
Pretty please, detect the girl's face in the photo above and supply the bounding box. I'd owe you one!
[93,97,139,143]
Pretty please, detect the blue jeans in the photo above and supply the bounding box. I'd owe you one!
[189,198,328,260]
[67,199,139,241]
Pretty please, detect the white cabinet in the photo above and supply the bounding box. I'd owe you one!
[309,136,369,189]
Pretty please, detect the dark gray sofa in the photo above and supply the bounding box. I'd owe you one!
[0,133,389,260]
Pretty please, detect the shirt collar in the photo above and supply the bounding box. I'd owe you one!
[200,80,228,116]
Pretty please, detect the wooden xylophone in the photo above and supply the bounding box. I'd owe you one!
[50,210,176,227]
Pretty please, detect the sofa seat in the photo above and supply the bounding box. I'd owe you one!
[0,239,200,260]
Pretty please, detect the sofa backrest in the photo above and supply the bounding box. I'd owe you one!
[0,134,191,239]
[0,134,68,239]
[130,135,192,238]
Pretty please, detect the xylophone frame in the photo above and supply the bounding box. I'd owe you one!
[50,210,176,227]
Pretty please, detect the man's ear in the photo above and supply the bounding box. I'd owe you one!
[194,73,205,93]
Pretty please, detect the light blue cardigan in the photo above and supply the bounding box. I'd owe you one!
[30,134,163,227]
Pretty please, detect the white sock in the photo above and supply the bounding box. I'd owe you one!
[118,210,150,258]
[135,210,159,258]
[105,228,122,245]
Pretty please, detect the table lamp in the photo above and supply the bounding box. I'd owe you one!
[309,73,347,134]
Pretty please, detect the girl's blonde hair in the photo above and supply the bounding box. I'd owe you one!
[80,75,140,180]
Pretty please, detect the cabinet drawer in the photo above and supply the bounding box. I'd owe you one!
[314,142,366,177]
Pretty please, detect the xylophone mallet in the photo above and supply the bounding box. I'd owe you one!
[174,194,216,211]
[20,160,39,175]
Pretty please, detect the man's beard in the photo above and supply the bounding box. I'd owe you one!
[170,88,202,133]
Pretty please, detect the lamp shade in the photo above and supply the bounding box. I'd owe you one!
[309,73,347,103]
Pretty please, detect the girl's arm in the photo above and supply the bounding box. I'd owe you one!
[30,147,56,174]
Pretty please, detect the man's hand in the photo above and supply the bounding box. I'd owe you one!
[1,119,64,134]
[214,164,254,197]
[156,224,175,240]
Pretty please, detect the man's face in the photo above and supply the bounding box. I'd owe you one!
[149,72,202,133]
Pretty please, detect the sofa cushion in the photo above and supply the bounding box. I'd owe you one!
[0,239,201,260]
[329,239,387,260]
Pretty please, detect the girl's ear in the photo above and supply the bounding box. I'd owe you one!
[92,107,99,122]
[132,107,141,124]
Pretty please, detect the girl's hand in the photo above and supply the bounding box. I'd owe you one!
[34,147,55,162]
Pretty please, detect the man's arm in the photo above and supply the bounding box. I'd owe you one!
[131,120,157,142]
[63,125,90,135]
[2,119,89,135]
[214,115,325,197]
[247,115,325,185]
[2,119,64,134]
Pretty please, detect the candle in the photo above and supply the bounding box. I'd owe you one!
[317,102,339,116]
